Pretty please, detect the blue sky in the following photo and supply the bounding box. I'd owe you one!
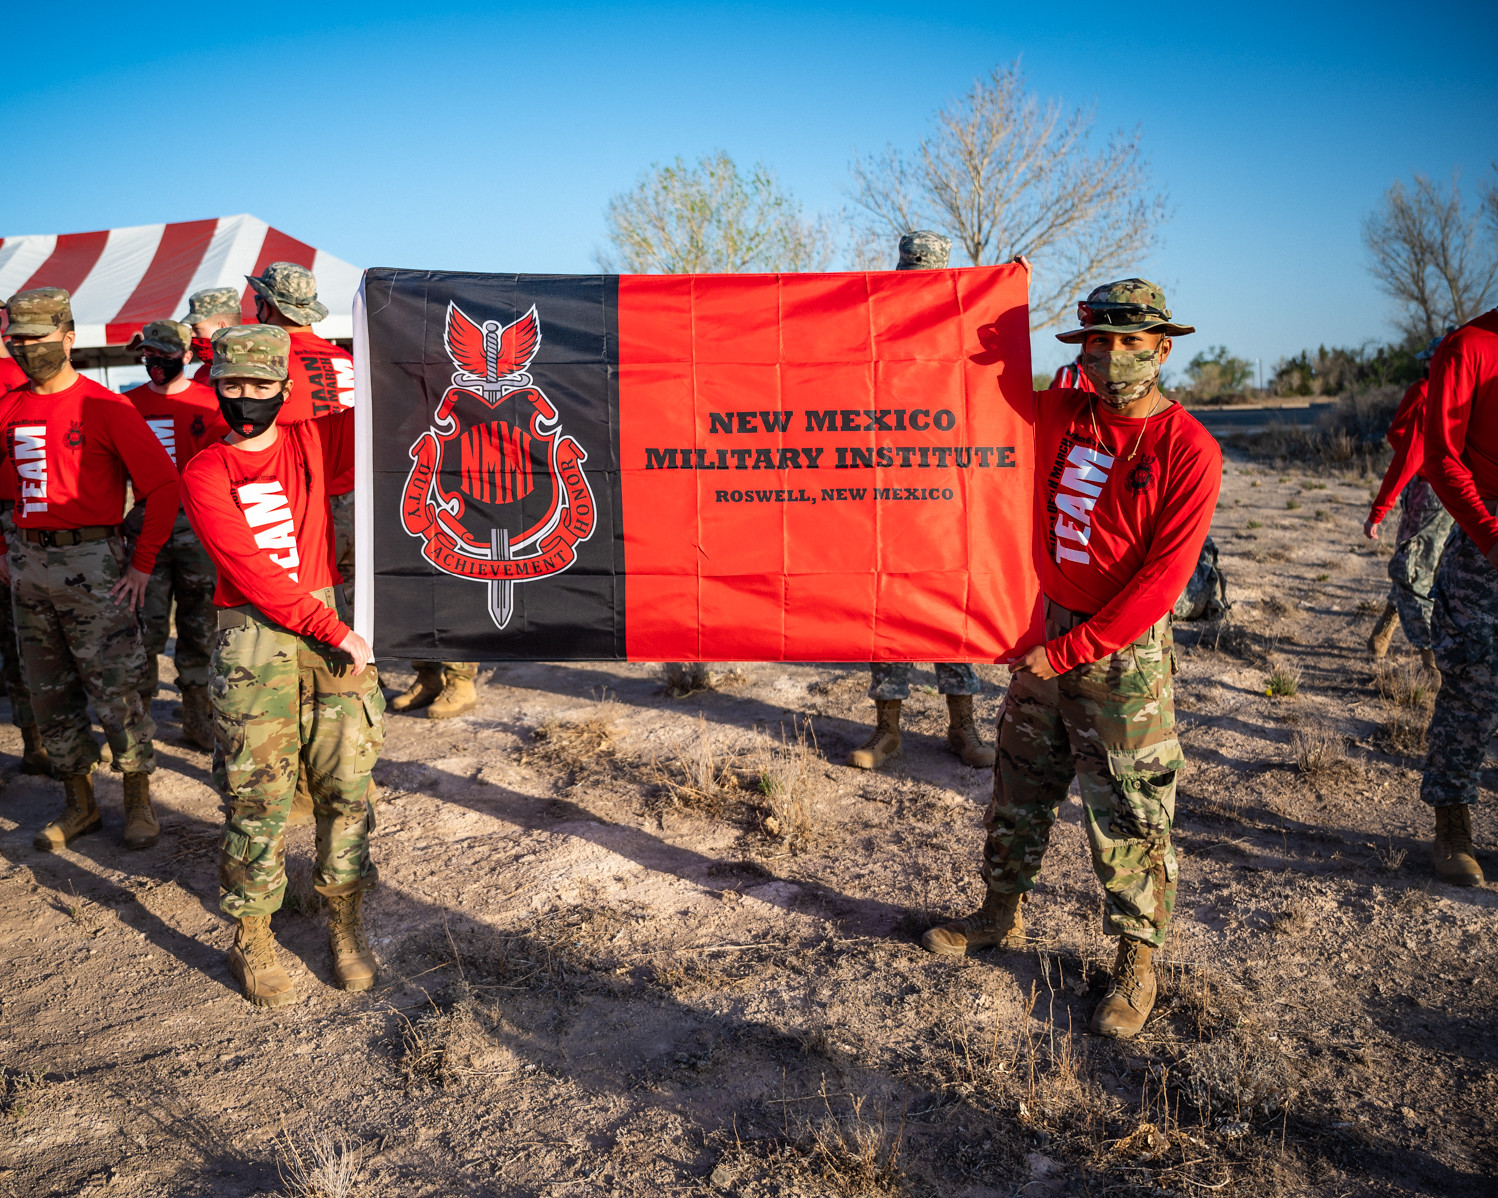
[7,0,1497,376]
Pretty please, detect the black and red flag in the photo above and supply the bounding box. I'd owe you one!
[354,265,1040,661]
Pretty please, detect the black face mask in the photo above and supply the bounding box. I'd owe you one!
[217,384,286,438]
[144,353,185,387]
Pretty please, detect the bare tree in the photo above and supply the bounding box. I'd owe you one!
[1363,172,1498,341]
[849,62,1169,329]
[599,151,835,273]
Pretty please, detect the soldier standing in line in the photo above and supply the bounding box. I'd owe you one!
[182,286,243,385]
[0,345,48,774]
[846,231,995,773]
[0,288,179,850]
[922,279,1222,1040]
[1416,307,1498,887]
[1364,336,1454,673]
[181,325,383,1007]
[123,320,228,750]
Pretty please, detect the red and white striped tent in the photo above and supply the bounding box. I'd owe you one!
[0,214,360,347]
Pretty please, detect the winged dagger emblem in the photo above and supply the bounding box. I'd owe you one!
[445,303,541,404]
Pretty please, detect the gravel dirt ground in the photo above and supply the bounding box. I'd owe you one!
[1,448,1495,1197]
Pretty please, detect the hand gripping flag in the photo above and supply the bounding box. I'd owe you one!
[353,266,1040,661]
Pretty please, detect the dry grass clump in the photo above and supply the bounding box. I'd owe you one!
[1178,1028,1297,1124]
[1263,662,1300,698]
[1291,723,1347,775]
[796,1087,904,1196]
[525,697,627,786]
[1373,660,1436,756]
[661,661,713,696]
[396,997,489,1090]
[651,715,756,815]
[1379,713,1431,757]
[275,1127,356,1198]
[757,718,820,852]
[0,1065,54,1120]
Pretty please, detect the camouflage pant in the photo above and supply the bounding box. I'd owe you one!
[869,662,982,700]
[983,604,1182,947]
[213,589,385,919]
[9,535,156,776]
[138,510,218,695]
[411,660,478,681]
[330,490,355,610]
[1387,477,1455,652]
[0,504,33,728]
[1421,526,1498,808]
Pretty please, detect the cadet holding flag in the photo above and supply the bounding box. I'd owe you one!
[124,320,228,750]
[0,288,179,851]
[922,280,1222,1041]
[181,325,384,1009]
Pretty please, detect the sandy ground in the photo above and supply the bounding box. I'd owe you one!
[1,448,1495,1197]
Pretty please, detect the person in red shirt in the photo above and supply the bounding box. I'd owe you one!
[1416,308,1498,886]
[0,346,47,774]
[0,288,179,853]
[923,278,1221,1041]
[181,286,243,386]
[181,324,383,1009]
[1362,336,1454,668]
[123,319,228,750]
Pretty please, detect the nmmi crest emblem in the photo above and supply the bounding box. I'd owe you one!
[400,303,596,629]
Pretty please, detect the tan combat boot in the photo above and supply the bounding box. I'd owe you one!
[1091,938,1157,1038]
[33,773,101,852]
[179,684,216,752]
[426,670,477,720]
[921,890,1025,956]
[227,915,297,1008]
[19,725,52,776]
[945,694,996,768]
[327,892,377,991]
[389,664,444,714]
[848,699,902,769]
[1368,601,1398,659]
[1432,804,1484,886]
[121,773,160,850]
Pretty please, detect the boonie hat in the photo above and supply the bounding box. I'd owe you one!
[246,261,328,325]
[1055,278,1195,344]
[3,287,73,337]
[211,324,290,381]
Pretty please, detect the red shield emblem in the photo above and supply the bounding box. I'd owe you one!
[400,303,597,628]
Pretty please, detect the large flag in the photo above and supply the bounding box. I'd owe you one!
[354,265,1040,661]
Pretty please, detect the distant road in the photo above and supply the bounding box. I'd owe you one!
[1186,400,1338,436]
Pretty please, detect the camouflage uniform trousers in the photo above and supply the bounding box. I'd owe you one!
[982,603,1182,947]
[213,588,385,920]
[0,504,34,728]
[1386,477,1455,653]
[1421,524,1498,809]
[8,534,156,776]
[869,662,982,700]
[330,489,355,610]
[137,510,218,696]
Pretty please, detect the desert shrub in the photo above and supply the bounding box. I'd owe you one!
[1179,1030,1297,1122]
[1292,724,1347,775]
[276,1127,356,1198]
[1264,663,1300,698]
[758,718,820,851]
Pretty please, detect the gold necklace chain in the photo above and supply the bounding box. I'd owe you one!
[1089,390,1163,460]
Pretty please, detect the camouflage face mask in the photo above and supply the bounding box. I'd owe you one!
[8,340,69,385]
[1081,348,1161,407]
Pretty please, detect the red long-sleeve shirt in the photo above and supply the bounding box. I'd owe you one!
[1424,311,1498,553]
[125,381,230,476]
[281,330,355,496]
[180,420,348,645]
[1368,380,1428,525]
[0,360,26,504]
[1036,388,1223,673]
[0,376,180,572]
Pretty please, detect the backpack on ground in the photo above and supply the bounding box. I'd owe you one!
[1173,535,1229,621]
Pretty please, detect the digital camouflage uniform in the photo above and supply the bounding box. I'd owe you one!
[1386,477,1455,652]
[214,587,384,919]
[137,510,219,696]
[869,662,982,699]
[983,603,1181,947]
[0,504,34,728]
[182,285,242,327]
[10,536,157,775]
[1421,526,1498,809]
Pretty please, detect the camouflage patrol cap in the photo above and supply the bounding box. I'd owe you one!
[182,286,243,327]
[1056,278,1195,343]
[138,319,192,355]
[211,324,291,381]
[3,287,73,337]
[246,261,328,325]
[897,230,952,271]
